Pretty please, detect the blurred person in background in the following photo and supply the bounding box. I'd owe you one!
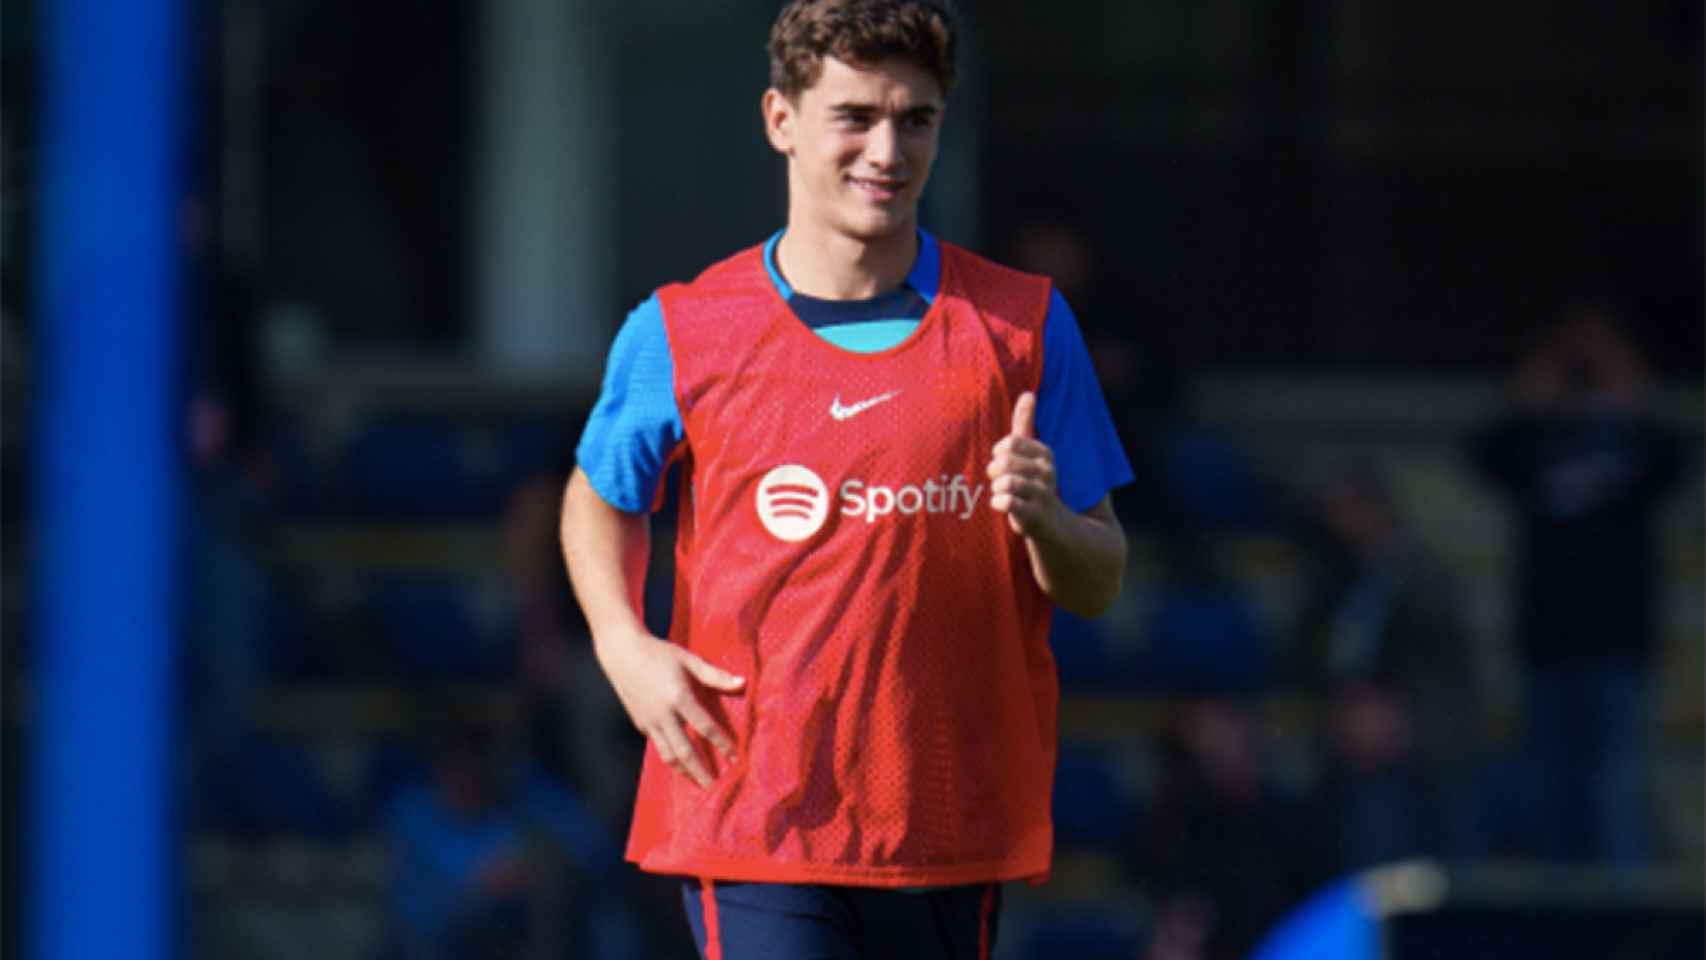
[560,0,1132,954]
[501,464,642,831]
[1142,529,1272,694]
[181,209,308,834]
[1295,468,1486,871]
[1469,303,1687,864]
[386,717,538,960]
[1133,699,1329,960]
[1005,212,1191,533]
[499,466,679,958]
[1003,214,1186,537]
[384,711,630,960]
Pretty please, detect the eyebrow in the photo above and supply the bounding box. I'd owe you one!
[829,102,939,119]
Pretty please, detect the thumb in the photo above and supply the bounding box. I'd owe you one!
[681,652,746,692]
[1010,391,1037,439]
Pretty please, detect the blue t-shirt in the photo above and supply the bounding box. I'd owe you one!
[577,229,1133,514]
[763,229,934,352]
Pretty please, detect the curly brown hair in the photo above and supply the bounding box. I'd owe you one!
[768,0,957,100]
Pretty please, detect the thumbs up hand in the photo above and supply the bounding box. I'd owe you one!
[987,391,1063,539]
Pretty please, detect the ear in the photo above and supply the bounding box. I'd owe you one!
[761,88,795,156]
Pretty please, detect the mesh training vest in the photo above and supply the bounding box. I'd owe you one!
[627,239,1058,887]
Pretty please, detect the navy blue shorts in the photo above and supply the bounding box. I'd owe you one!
[680,879,1002,960]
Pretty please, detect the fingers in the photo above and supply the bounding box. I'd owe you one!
[985,446,1055,488]
[987,434,1057,510]
[682,652,747,693]
[601,636,745,789]
[677,653,740,760]
[677,694,737,759]
[1011,391,1037,439]
[651,719,715,787]
[988,434,1052,463]
[987,398,1057,539]
[988,480,1053,530]
[988,472,1053,507]
[652,651,744,787]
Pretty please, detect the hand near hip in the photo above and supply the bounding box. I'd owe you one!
[597,628,744,787]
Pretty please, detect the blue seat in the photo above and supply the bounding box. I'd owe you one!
[1143,581,1271,694]
[1050,610,1114,688]
[1052,741,1144,850]
[366,738,433,816]
[266,415,354,516]
[346,416,572,518]
[1159,423,1274,531]
[1014,902,1147,960]
[367,575,515,681]
[346,418,483,517]
[203,735,352,839]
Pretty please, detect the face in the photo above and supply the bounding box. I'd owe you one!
[1322,481,1389,553]
[764,56,945,242]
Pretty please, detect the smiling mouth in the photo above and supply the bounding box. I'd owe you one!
[850,176,906,201]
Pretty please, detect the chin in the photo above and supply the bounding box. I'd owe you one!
[841,208,916,242]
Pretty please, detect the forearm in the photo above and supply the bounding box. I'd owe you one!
[560,467,653,657]
[561,468,745,785]
[1024,497,1126,618]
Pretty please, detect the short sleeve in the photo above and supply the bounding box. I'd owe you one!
[1036,289,1135,513]
[574,294,685,512]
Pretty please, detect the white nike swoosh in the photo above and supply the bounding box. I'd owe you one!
[829,390,902,421]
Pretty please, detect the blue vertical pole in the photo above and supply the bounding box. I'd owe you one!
[29,0,187,958]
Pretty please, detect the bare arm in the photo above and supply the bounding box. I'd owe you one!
[987,393,1128,617]
[560,467,743,786]
[1017,495,1126,617]
[561,469,651,639]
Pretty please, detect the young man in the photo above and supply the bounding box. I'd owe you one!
[561,2,1132,956]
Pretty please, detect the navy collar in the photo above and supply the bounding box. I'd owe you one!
[762,229,940,305]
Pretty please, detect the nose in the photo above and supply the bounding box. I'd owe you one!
[863,119,902,171]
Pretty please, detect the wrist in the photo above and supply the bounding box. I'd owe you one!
[590,619,653,666]
[1022,494,1074,547]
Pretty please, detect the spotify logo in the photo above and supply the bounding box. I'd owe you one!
[755,464,830,541]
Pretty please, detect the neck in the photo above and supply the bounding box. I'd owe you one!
[775,216,917,300]
[1356,529,1399,566]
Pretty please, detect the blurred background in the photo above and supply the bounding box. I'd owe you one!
[1,1,1702,958]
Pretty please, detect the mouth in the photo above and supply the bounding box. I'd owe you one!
[849,175,907,203]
